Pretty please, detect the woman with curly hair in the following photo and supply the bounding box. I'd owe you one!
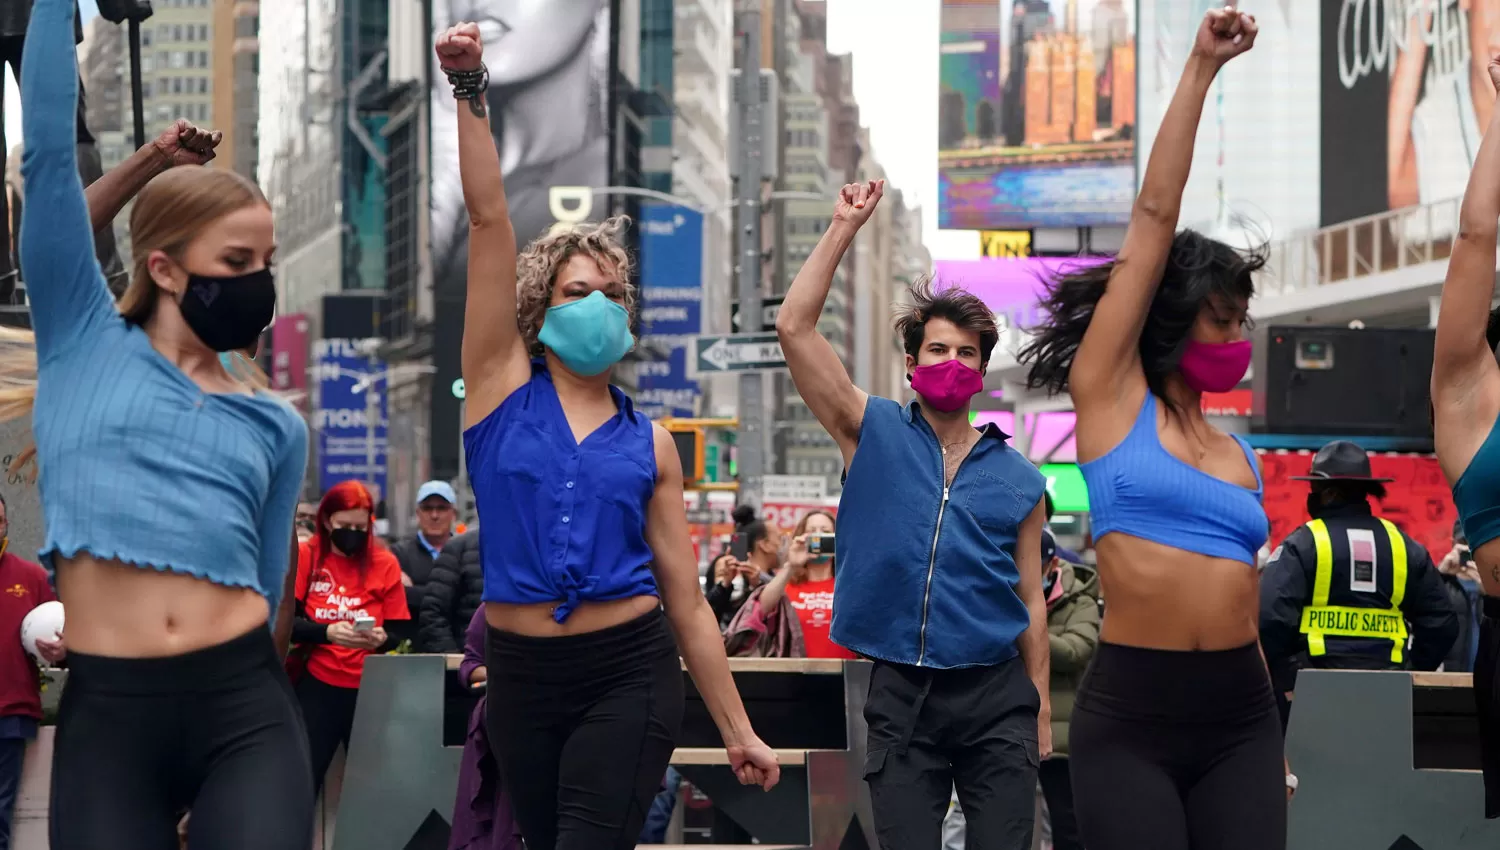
[1017,8,1288,850]
[437,21,779,850]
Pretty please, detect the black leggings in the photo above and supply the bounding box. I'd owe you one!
[486,608,684,850]
[49,626,313,850]
[294,674,360,797]
[1475,596,1500,819]
[1069,641,1285,850]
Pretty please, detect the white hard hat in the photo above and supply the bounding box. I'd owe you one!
[20,600,63,661]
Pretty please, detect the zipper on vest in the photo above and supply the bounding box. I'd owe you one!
[917,485,949,666]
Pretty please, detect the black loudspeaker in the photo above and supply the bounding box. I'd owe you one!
[1258,326,1434,437]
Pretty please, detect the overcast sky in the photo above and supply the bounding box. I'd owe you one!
[5,0,975,261]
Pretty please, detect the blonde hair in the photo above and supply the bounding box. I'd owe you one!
[0,166,273,475]
[515,215,637,356]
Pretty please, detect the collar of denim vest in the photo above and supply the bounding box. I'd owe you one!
[901,398,1012,443]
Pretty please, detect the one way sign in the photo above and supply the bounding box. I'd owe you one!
[692,333,787,373]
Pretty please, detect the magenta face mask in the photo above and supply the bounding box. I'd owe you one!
[910,359,984,413]
[1178,339,1252,393]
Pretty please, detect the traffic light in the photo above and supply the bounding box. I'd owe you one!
[660,418,738,488]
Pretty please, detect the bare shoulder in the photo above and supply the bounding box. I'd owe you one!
[650,422,683,480]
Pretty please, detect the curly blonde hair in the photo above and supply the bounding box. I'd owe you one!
[515,216,637,356]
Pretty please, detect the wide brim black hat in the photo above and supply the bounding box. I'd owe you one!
[1289,439,1395,483]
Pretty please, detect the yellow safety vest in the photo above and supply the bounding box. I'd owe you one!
[1297,518,1409,664]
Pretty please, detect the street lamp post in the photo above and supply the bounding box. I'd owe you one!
[352,363,438,504]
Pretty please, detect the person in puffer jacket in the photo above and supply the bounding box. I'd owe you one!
[420,530,484,653]
[943,529,1100,850]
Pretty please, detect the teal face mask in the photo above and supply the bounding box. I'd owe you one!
[537,290,634,377]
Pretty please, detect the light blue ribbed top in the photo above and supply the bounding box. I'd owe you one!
[18,0,308,614]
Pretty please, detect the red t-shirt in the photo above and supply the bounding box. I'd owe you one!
[788,577,856,660]
[295,541,410,689]
[0,551,56,720]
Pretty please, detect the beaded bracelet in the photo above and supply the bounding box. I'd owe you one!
[445,64,489,103]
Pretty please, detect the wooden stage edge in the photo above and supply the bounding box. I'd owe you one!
[1411,672,1474,688]
[436,654,846,674]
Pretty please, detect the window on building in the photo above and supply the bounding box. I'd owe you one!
[199,24,209,40]
[197,52,208,67]
[198,77,209,94]
[141,30,152,47]
[142,81,152,97]
[170,51,184,69]
[172,25,182,41]
[171,77,181,93]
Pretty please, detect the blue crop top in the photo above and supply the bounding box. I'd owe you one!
[1453,418,1500,550]
[18,0,308,614]
[1080,393,1266,565]
[466,361,659,622]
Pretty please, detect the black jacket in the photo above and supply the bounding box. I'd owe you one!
[1260,502,1459,675]
[419,531,484,654]
[390,533,445,649]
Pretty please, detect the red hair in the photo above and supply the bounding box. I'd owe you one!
[313,480,377,570]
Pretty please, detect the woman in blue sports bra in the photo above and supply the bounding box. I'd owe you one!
[438,22,779,850]
[1431,49,1500,823]
[1019,9,1287,850]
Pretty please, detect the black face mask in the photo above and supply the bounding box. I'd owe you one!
[330,527,368,556]
[176,267,277,353]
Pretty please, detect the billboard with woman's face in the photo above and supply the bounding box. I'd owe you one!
[428,0,613,294]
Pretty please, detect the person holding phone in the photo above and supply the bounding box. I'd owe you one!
[1438,519,1485,673]
[290,480,411,796]
[726,510,855,660]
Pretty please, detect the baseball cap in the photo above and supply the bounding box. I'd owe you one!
[416,481,457,505]
[1041,528,1057,564]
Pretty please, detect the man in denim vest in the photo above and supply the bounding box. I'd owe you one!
[777,180,1051,850]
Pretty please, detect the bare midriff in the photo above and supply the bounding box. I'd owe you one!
[55,554,272,658]
[1093,534,1261,651]
[485,595,661,637]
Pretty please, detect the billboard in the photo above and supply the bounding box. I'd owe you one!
[428,0,613,279]
[1320,0,1486,232]
[938,0,1137,229]
[1137,1,1320,239]
[934,256,1110,330]
[270,313,310,410]
[314,338,388,501]
[635,203,704,419]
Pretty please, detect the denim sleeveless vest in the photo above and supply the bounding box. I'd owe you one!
[833,396,1046,669]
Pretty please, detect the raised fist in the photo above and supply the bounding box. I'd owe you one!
[1192,5,1257,66]
[435,22,483,73]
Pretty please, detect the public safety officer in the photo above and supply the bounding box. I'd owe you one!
[1260,440,1460,729]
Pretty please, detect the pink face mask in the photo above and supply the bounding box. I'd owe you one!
[1178,339,1252,394]
[910,359,984,413]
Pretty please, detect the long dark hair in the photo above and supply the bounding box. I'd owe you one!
[1019,230,1266,413]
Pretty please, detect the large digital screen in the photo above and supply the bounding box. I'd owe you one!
[934,256,1110,330]
[1320,0,1485,237]
[938,0,1137,229]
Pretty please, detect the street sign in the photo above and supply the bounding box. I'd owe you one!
[686,508,727,525]
[731,295,784,332]
[763,474,827,502]
[693,333,786,373]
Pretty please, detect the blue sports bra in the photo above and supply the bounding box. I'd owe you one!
[1453,418,1500,550]
[1080,393,1267,565]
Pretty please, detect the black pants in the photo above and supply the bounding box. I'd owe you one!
[864,655,1040,850]
[1070,642,1284,850]
[294,674,360,797]
[1039,757,1082,850]
[1475,596,1500,819]
[0,35,123,298]
[486,608,684,850]
[49,627,314,850]
[0,736,22,850]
